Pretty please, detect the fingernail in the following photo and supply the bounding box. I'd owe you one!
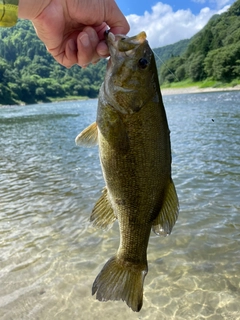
[80,34,90,47]
[68,39,76,52]
[97,43,109,57]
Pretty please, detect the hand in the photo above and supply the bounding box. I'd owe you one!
[18,0,129,68]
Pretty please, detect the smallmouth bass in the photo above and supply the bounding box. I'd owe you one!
[75,31,179,312]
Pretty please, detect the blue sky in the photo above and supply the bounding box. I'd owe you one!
[115,0,237,48]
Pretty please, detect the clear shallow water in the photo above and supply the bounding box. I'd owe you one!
[0,92,239,320]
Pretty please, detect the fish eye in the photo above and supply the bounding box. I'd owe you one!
[138,58,148,69]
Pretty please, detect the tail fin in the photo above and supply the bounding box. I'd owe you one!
[92,256,147,312]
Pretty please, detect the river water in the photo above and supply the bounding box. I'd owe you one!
[0,91,239,320]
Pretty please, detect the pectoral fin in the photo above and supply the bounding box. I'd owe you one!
[75,122,98,146]
[90,187,116,230]
[152,178,179,236]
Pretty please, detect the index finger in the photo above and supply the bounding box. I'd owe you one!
[103,0,129,36]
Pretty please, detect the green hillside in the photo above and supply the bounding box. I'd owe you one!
[153,38,190,70]
[1,0,239,105]
[160,0,240,84]
[0,20,106,105]
[0,18,190,105]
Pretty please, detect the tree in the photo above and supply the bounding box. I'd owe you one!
[188,54,206,81]
[160,0,240,84]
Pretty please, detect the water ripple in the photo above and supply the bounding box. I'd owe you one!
[0,93,240,319]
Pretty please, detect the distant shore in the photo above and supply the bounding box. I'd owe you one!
[161,85,240,96]
[1,85,240,107]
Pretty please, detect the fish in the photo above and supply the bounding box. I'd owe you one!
[75,31,179,312]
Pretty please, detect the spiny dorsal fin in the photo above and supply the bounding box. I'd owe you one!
[152,178,179,236]
[90,187,116,230]
[75,122,98,146]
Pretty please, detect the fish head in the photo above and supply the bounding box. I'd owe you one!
[103,31,159,114]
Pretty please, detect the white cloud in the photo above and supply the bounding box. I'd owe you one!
[192,0,233,7]
[210,0,232,8]
[126,1,232,48]
[217,4,231,13]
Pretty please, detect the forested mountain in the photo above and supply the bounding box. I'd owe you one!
[0,19,190,105]
[1,0,239,105]
[160,0,240,84]
[153,39,190,70]
[0,20,106,105]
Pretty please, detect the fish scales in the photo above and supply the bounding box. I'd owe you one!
[75,31,179,312]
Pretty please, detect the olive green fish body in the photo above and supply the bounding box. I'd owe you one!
[75,31,179,312]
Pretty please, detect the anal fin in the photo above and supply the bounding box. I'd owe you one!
[75,122,98,146]
[90,187,116,230]
[152,178,179,236]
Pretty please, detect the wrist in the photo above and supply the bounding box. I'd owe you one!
[18,0,51,19]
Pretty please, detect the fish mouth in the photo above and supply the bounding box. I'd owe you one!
[105,31,147,56]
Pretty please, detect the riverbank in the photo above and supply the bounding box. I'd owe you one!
[161,84,240,96]
[2,85,240,107]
